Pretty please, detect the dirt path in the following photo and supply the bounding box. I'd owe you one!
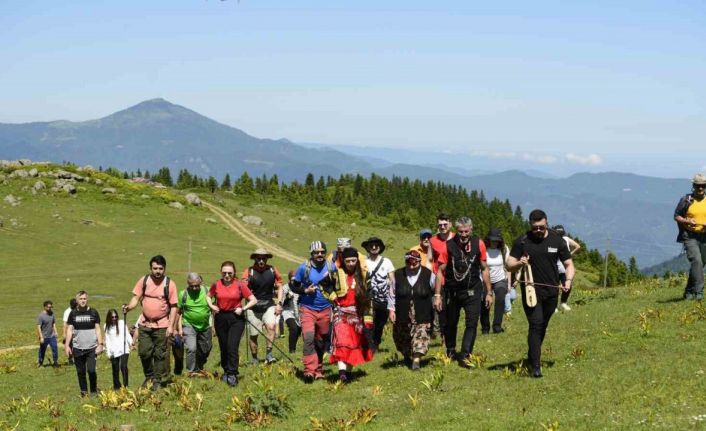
[203,201,306,265]
[0,345,35,355]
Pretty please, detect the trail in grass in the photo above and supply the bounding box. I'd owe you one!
[203,200,305,265]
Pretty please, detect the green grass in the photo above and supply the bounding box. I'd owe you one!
[2,165,706,430]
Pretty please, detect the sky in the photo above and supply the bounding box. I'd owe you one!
[1,0,705,176]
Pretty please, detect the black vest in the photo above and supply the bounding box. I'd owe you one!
[248,267,276,308]
[444,236,482,290]
[394,267,434,324]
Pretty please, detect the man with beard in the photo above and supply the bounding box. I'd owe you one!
[290,241,338,382]
[506,209,574,378]
[37,300,59,367]
[242,248,283,365]
[674,174,706,300]
[434,217,492,366]
[123,255,178,390]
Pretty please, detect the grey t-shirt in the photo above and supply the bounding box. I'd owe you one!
[36,312,55,338]
[67,308,100,350]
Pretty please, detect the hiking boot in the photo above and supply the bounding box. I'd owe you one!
[265,352,277,364]
[559,303,572,312]
[493,328,504,334]
[532,367,543,378]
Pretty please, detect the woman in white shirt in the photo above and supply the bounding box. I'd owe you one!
[553,225,581,312]
[480,228,511,334]
[104,308,133,389]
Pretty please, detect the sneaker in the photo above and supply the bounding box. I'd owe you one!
[532,367,543,378]
[226,374,238,387]
[685,293,696,300]
[265,352,277,364]
[338,370,349,383]
[411,359,421,371]
[80,391,88,398]
[302,373,315,384]
[554,308,559,314]
[151,381,162,391]
[251,357,260,366]
[559,303,572,312]
[445,349,457,360]
[697,294,705,301]
[481,330,490,335]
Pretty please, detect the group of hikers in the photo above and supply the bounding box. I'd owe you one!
[39,207,583,396]
[32,173,706,397]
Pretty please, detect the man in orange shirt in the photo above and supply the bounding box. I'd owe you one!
[122,255,178,390]
[429,213,454,339]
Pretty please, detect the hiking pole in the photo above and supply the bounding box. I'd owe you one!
[123,307,128,359]
[242,313,297,366]
[244,314,251,367]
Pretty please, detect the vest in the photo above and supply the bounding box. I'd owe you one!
[444,236,482,290]
[394,267,434,324]
[248,266,276,311]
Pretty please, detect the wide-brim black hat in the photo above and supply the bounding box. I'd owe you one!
[486,228,503,242]
[361,236,386,253]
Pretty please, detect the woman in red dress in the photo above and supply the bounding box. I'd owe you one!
[327,247,374,382]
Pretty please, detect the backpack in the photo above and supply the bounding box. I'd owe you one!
[180,286,207,313]
[141,275,172,311]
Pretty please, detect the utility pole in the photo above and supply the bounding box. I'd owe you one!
[188,237,192,272]
[602,238,611,288]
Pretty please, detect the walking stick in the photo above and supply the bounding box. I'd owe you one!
[123,308,128,357]
[245,315,251,366]
[242,313,298,366]
[514,264,564,307]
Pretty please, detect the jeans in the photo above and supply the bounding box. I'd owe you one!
[480,280,508,333]
[214,312,245,376]
[684,238,706,297]
[444,283,482,357]
[372,302,389,347]
[522,287,558,369]
[110,354,129,389]
[74,348,97,394]
[183,324,212,372]
[505,287,517,312]
[138,327,168,384]
[38,336,58,365]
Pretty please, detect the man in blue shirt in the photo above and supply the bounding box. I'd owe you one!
[290,240,337,382]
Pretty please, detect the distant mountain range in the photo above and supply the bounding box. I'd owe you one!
[0,98,687,268]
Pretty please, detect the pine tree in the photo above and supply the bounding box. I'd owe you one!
[221,173,232,190]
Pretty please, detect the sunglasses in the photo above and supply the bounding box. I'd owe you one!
[531,225,547,231]
[420,235,432,240]
[254,257,267,261]
[695,185,706,189]
[311,250,326,256]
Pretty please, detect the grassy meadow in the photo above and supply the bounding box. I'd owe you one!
[2,165,706,430]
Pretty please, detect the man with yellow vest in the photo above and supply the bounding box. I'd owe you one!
[674,174,706,300]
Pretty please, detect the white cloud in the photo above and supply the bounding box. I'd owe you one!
[565,153,603,165]
[521,153,558,164]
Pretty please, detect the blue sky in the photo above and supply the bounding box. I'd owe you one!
[1,0,705,175]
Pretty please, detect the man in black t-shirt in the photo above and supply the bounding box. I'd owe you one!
[506,209,573,378]
[65,290,103,396]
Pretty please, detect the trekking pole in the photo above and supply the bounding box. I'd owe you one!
[242,313,298,366]
[244,314,251,366]
[123,308,128,358]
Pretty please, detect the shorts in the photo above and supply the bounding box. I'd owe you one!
[246,306,278,334]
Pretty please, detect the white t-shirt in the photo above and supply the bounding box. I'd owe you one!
[63,307,72,323]
[485,247,508,284]
[557,236,571,274]
[365,255,395,306]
